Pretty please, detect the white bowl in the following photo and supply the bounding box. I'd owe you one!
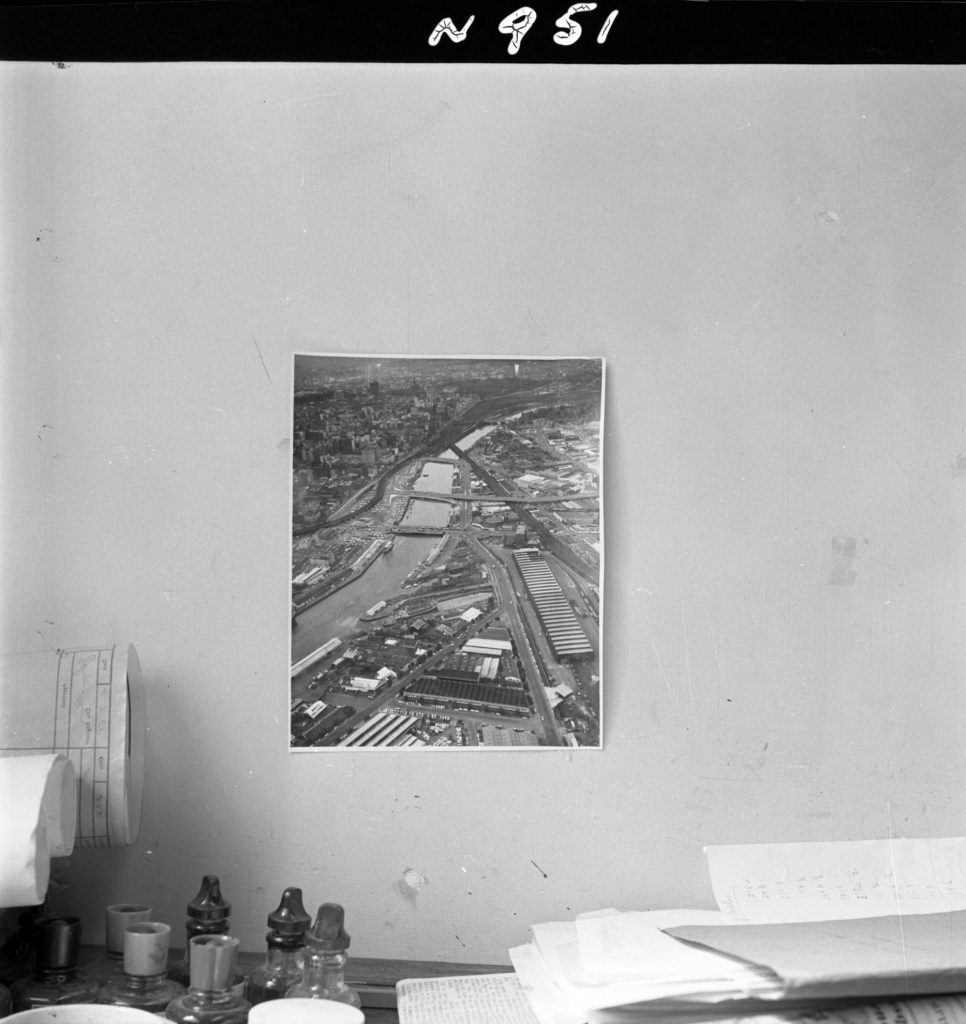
[249,998,365,1024]
[6,1007,161,1024]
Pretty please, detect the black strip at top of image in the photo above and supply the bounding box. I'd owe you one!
[2,0,966,64]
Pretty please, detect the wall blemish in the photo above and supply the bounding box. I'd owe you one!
[393,868,428,906]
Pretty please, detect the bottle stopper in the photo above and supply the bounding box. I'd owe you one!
[188,934,239,991]
[267,887,311,937]
[305,904,350,952]
[187,875,230,922]
[34,915,82,972]
[123,921,171,977]
[105,903,152,957]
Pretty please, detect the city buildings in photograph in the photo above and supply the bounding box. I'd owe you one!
[290,355,603,750]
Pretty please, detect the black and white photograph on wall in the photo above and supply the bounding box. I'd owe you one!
[290,354,603,750]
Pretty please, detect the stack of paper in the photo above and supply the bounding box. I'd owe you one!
[509,909,785,1024]
[505,837,966,1024]
[666,909,966,1002]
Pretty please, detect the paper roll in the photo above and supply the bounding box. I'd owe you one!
[0,644,144,849]
[0,753,76,906]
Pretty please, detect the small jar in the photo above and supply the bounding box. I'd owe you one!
[99,921,185,1013]
[165,935,251,1024]
[10,915,98,1009]
[85,904,152,985]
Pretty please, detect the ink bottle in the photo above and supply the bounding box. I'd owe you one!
[98,921,185,1013]
[246,887,311,1005]
[10,915,98,1009]
[165,935,251,1024]
[86,903,152,985]
[285,904,360,1008]
[169,876,246,996]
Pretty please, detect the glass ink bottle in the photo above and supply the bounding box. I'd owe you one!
[285,904,360,1008]
[86,903,152,985]
[246,887,311,1005]
[169,876,246,995]
[98,921,185,1013]
[165,935,251,1024]
[10,915,98,1009]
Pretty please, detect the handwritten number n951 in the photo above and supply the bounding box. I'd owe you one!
[429,7,619,52]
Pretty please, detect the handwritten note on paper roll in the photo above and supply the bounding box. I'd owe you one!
[0,753,76,906]
[0,645,145,848]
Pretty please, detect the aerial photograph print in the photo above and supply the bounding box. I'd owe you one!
[290,354,603,750]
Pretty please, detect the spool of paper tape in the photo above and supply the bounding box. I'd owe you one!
[0,753,76,906]
[0,644,144,848]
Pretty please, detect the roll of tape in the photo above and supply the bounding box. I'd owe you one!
[0,644,144,848]
[0,753,75,906]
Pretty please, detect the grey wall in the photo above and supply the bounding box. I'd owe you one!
[4,64,966,965]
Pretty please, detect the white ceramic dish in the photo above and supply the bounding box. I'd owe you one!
[248,997,365,1023]
[5,1006,162,1024]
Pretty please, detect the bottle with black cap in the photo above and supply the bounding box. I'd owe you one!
[168,875,246,995]
[246,887,311,1005]
[165,935,250,1024]
[285,903,360,1007]
[10,915,98,1009]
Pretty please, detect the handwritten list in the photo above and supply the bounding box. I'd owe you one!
[707,837,966,924]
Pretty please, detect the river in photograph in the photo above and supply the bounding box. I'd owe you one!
[398,460,455,530]
[291,534,438,662]
[291,459,456,664]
